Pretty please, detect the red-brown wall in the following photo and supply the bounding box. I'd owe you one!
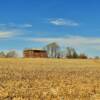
[23,50,48,58]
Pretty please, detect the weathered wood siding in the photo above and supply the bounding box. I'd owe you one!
[23,50,48,58]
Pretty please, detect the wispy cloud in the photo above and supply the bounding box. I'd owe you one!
[0,23,32,39]
[49,18,79,26]
[0,23,32,29]
[19,24,33,28]
[28,36,100,56]
[0,31,16,39]
[30,36,100,46]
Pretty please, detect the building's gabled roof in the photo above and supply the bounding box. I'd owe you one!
[24,48,46,52]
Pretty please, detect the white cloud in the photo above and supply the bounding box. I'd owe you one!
[0,30,23,39]
[0,23,32,29]
[29,36,100,56]
[0,31,15,38]
[0,24,6,26]
[30,36,100,46]
[49,18,79,26]
[20,24,32,28]
[0,23,32,39]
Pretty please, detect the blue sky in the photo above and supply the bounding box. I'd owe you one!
[0,0,100,57]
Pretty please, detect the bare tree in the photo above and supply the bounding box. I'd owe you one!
[79,53,88,59]
[44,42,60,58]
[94,56,99,59]
[0,51,5,58]
[6,50,18,58]
[66,47,78,58]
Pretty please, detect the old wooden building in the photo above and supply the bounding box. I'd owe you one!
[23,49,48,58]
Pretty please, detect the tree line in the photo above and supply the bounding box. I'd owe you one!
[0,42,99,59]
[44,42,88,59]
[0,50,18,58]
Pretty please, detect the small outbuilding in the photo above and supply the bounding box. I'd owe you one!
[23,49,48,58]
